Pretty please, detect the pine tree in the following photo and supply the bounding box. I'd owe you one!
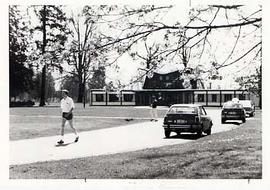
[9,6,34,102]
[32,5,69,106]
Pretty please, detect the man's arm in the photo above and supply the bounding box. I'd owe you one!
[69,107,73,114]
[68,98,75,114]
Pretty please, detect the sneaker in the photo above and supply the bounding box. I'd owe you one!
[57,140,64,144]
[74,136,79,143]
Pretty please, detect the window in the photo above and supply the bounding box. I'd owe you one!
[166,76,170,80]
[169,106,197,114]
[212,94,217,102]
[109,94,119,102]
[239,94,245,100]
[198,94,205,102]
[95,94,104,102]
[159,76,163,81]
[224,94,232,102]
[123,94,134,102]
[199,106,207,115]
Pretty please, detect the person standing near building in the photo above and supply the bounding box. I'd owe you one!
[57,89,79,144]
[150,96,158,122]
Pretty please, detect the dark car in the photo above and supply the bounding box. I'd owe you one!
[239,100,255,117]
[163,104,213,138]
[221,101,246,123]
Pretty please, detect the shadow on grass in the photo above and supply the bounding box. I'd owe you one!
[137,152,180,160]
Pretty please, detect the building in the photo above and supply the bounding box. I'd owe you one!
[89,71,259,107]
[89,88,253,107]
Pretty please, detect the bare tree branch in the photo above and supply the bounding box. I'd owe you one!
[185,18,261,29]
[219,26,242,67]
[217,41,261,69]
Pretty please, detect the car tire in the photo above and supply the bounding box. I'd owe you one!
[221,118,226,124]
[196,129,202,137]
[205,128,212,135]
[165,130,171,138]
[242,118,246,123]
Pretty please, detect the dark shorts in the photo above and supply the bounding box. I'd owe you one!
[62,112,73,120]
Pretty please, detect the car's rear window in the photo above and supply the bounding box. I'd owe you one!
[223,103,243,109]
[168,106,198,114]
[239,101,252,107]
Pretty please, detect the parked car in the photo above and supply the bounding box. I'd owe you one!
[221,101,246,124]
[239,100,255,117]
[163,104,213,138]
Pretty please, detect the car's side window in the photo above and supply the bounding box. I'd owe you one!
[198,107,204,115]
[202,107,207,115]
[199,106,207,115]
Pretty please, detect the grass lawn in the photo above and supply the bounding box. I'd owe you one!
[9,111,262,179]
[10,105,168,141]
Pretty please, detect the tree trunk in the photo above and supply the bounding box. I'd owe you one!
[259,64,262,109]
[83,71,86,108]
[39,65,46,106]
[39,6,47,107]
[77,77,84,103]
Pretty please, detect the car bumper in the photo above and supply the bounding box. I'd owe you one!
[222,115,245,120]
[163,124,202,132]
[245,111,254,115]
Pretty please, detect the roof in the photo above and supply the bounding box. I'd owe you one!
[170,104,203,107]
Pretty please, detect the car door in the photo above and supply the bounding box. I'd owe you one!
[199,106,211,130]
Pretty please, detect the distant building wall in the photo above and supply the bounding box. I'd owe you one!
[89,89,258,107]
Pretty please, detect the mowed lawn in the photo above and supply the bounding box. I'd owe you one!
[10,111,262,179]
[10,104,168,141]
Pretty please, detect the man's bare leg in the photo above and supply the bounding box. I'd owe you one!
[68,119,79,142]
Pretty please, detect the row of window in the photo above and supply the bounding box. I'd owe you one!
[159,76,170,81]
[95,94,134,102]
[92,91,249,103]
[197,94,247,102]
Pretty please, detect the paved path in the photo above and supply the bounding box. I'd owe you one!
[10,120,184,165]
[10,109,247,165]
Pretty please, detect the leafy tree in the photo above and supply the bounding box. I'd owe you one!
[30,72,56,102]
[9,6,34,101]
[92,5,261,87]
[88,66,106,89]
[61,75,79,100]
[31,5,69,106]
[236,65,262,108]
[65,6,111,103]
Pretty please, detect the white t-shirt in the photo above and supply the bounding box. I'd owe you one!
[61,96,75,113]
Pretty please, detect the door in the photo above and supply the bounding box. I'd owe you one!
[199,106,211,130]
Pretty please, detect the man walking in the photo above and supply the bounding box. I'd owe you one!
[150,96,158,122]
[57,89,79,144]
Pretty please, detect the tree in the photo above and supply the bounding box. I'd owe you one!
[130,42,163,78]
[30,72,56,102]
[90,5,261,86]
[61,75,79,100]
[88,65,106,89]
[45,72,56,103]
[65,6,111,103]
[236,64,262,108]
[32,5,69,106]
[9,6,34,101]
